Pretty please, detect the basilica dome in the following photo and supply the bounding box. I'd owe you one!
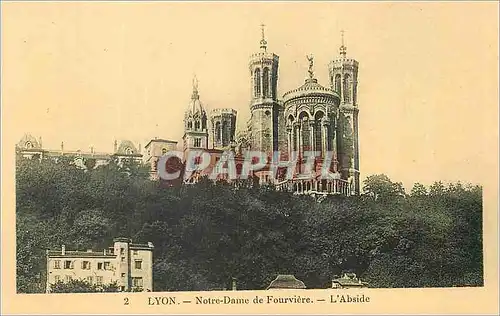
[283,78,340,104]
[186,90,205,117]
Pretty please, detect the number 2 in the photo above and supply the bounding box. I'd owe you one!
[124,297,129,305]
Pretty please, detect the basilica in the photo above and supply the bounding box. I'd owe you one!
[180,27,360,195]
[16,26,361,196]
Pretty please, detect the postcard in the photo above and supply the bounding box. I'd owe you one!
[1,1,499,315]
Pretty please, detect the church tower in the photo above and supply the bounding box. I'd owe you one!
[183,76,208,156]
[210,108,237,150]
[328,31,360,195]
[248,24,283,154]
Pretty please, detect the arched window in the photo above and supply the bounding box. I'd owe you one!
[335,74,342,94]
[263,67,269,97]
[195,120,200,130]
[25,141,33,149]
[187,121,193,129]
[344,74,351,103]
[215,121,221,142]
[254,68,261,97]
[201,115,207,129]
[299,112,310,151]
[314,111,325,153]
[222,121,228,145]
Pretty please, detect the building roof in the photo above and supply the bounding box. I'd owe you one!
[332,273,368,287]
[283,78,339,103]
[130,243,154,250]
[115,140,142,157]
[144,138,178,149]
[46,250,116,258]
[266,275,306,290]
[210,108,237,116]
[16,134,42,150]
[186,76,206,118]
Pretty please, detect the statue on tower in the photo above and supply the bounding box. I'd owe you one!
[306,54,314,78]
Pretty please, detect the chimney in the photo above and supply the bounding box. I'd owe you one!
[61,245,65,255]
[103,248,106,255]
[87,249,92,253]
[232,277,237,291]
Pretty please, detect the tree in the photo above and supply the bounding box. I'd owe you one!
[16,154,484,292]
[362,174,405,200]
[410,183,428,197]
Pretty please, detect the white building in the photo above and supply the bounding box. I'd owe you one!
[45,237,154,293]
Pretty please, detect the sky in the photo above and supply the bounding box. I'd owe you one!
[2,1,498,189]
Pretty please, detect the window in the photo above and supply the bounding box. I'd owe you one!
[121,257,125,262]
[121,273,125,277]
[104,262,110,270]
[65,275,72,282]
[343,74,351,102]
[81,261,91,270]
[254,68,261,97]
[161,148,167,155]
[54,260,61,269]
[135,260,142,270]
[133,250,138,255]
[86,276,93,284]
[221,121,228,145]
[97,262,103,270]
[120,248,125,255]
[215,122,221,142]
[96,276,103,285]
[194,138,201,148]
[132,277,143,288]
[54,275,60,283]
[334,74,342,94]
[64,260,73,269]
[120,286,125,292]
[263,67,270,97]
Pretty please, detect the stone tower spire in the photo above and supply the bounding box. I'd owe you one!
[260,23,267,51]
[248,24,284,154]
[328,30,360,195]
[339,30,347,58]
[183,75,208,155]
[191,74,199,100]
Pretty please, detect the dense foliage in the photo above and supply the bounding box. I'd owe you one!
[16,156,483,293]
[49,279,119,293]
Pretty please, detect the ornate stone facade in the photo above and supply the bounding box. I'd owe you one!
[182,76,209,157]
[242,27,361,195]
[179,26,362,195]
[18,27,361,197]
